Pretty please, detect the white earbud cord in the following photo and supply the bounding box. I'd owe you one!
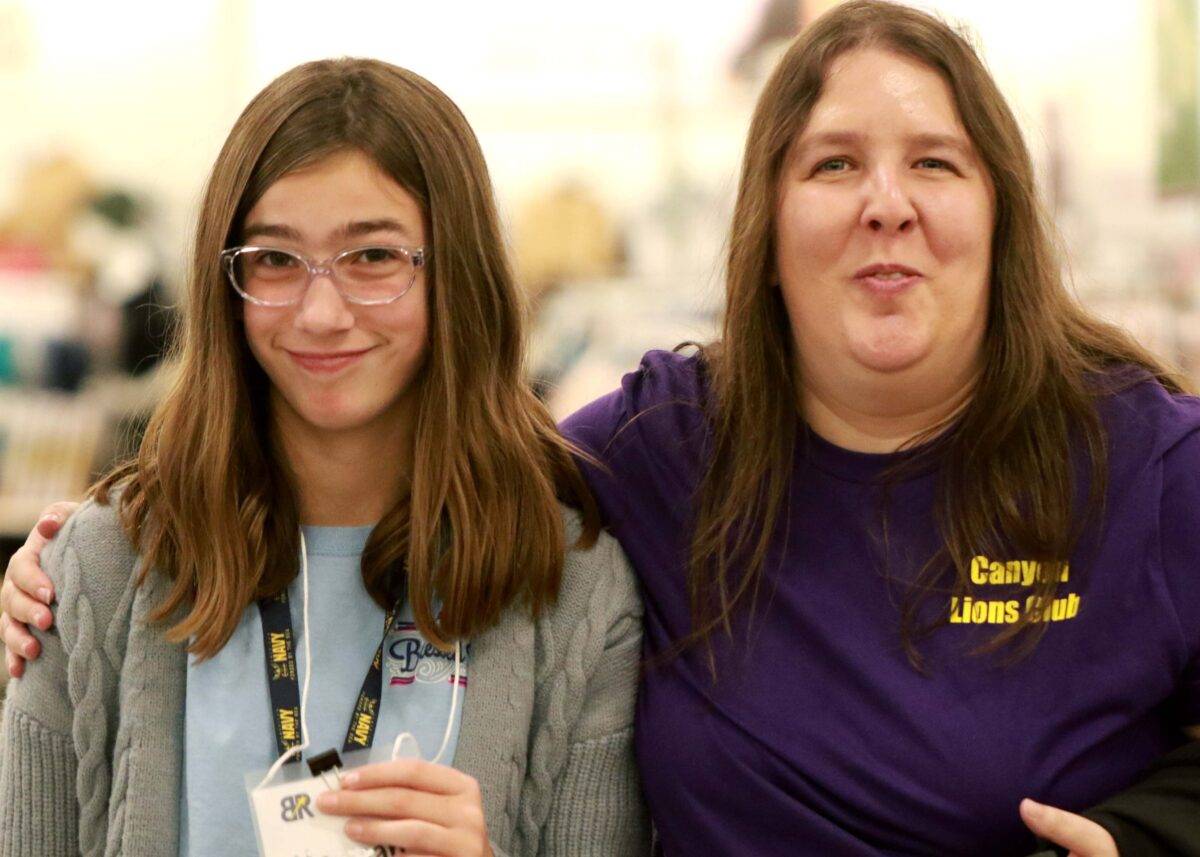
[255,529,314,790]
[391,639,461,765]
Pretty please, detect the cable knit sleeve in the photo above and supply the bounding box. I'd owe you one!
[0,704,80,856]
[1,515,87,856]
[516,526,650,856]
[0,502,137,857]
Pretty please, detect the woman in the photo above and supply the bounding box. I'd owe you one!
[0,59,647,857]
[558,3,1200,854]
[7,3,1200,855]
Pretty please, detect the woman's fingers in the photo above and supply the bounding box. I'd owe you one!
[5,647,25,679]
[6,500,80,612]
[1,610,37,653]
[6,542,59,614]
[1,587,46,678]
[32,501,78,542]
[1020,798,1118,857]
[1,503,75,677]
[2,584,52,632]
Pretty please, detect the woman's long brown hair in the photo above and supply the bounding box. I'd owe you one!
[688,0,1189,670]
[94,58,598,658]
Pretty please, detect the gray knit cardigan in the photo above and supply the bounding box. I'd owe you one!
[0,500,649,856]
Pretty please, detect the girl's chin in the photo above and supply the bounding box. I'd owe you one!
[282,398,382,434]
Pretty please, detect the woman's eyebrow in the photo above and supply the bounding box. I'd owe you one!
[796,130,865,151]
[795,130,972,155]
[908,132,972,155]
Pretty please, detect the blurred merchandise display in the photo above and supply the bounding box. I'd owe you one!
[513,182,624,303]
[0,155,175,538]
[528,277,718,421]
[0,391,104,536]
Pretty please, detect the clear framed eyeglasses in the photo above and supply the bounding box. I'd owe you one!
[219,245,426,307]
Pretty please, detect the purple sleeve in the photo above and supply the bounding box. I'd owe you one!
[560,386,629,462]
[1158,427,1200,725]
[560,349,709,529]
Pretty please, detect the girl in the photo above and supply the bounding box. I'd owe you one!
[0,58,647,857]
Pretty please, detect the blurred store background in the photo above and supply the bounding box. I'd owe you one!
[0,0,1198,596]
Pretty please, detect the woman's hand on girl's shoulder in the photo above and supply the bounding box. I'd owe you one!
[2,501,78,677]
[316,758,493,857]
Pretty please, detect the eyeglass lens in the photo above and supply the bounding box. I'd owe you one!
[230,247,416,304]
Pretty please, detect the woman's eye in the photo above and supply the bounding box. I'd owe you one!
[815,157,851,173]
[916,158,952,170]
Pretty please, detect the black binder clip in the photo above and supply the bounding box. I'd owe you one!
[307,748,343,790]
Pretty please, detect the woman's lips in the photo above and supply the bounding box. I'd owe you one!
[856,273,923,295]
[853,264,924,296]
[285,348,371,374]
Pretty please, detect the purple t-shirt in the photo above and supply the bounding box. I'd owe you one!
[561,349,1200,856]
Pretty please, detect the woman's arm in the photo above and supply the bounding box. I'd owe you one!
[1023,425,1200,857]
[1080,734,1200,855]
[1022,736,1200,856]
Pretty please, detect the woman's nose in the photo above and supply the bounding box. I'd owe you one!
[861,170,917,234]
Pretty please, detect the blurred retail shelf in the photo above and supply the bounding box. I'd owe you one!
[0,369,168,539]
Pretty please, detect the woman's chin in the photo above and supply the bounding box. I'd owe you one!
[842,317,933,375]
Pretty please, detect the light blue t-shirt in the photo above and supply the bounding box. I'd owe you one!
[180,526,468,856]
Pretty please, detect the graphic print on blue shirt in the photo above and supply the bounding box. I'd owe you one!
[388,621,470,688]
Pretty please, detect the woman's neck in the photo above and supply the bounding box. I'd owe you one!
[799,361,979,454]
[272,398,414,527]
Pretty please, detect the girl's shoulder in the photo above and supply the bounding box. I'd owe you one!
[41,497,144,642]
[555,505,643,632]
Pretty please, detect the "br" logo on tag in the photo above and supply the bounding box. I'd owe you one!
[280,793,315,822]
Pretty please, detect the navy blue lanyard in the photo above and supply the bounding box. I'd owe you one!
[257,588,398,762]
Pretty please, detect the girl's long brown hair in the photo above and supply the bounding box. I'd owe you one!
[95,58,598,658]
[689,0,1189,669]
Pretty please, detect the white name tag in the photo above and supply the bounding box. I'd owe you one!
[247,769,394,857]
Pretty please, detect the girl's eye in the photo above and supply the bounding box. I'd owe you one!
[348,247,401,264]
[261,251,298,267]
[916,158,952,170]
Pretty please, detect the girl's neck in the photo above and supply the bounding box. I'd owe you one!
[272,396,415,527]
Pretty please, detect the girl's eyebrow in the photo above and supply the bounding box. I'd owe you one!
[241,222,302,242]
[240,218,416,244]
[335,218,415,240]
